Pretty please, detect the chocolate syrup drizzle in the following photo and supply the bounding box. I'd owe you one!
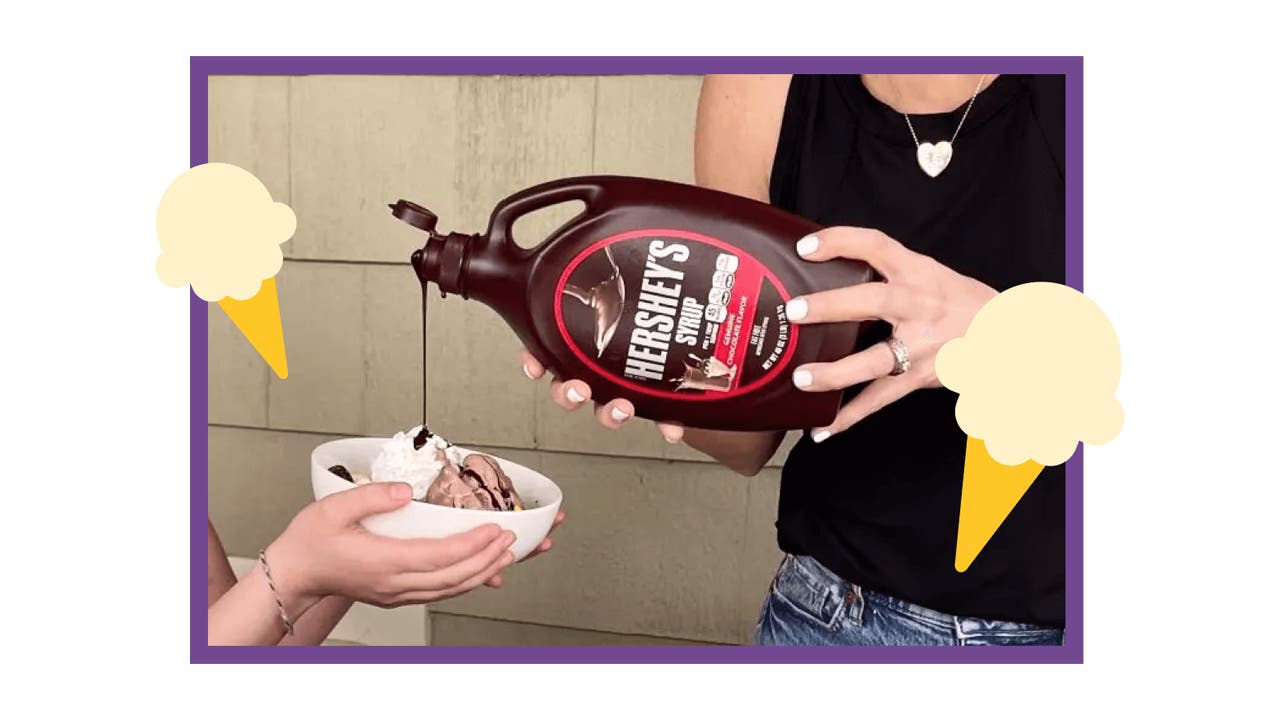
[427,283,437,425]
[460,467,505,509]
[412,424,433,450]
[478,455,518,509]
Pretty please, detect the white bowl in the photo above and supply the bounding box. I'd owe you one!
[311,437,562,561]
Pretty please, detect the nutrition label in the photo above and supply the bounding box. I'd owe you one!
[704,253,738,323]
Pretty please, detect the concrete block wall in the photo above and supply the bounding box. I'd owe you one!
[206,75,797,645]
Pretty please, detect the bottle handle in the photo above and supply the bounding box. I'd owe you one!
[487,177,605,248]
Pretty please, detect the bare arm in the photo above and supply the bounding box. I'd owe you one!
[207,519,237,606]
[277,595,355,646]
[209,518,353,645]
[676,74,794,475]
[206,484,518,646]
[208,560,318,646]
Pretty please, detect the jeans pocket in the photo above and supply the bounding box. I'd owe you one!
[767,556,842,629]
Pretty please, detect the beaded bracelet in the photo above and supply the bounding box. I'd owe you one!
[258,550,295,635]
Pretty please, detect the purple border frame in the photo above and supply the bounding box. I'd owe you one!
[191,56,1084,664]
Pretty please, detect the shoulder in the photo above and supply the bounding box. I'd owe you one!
[695,75,794,201]
[1023,75,1065,172]
[1024,75,1065,128]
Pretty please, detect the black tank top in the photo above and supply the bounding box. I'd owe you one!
[770,74,1066,627]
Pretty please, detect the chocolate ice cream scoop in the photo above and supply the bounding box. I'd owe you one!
[424,452,524,511]
[463,454,524,510]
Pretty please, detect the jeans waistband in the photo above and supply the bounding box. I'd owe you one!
[785,554,1055,633]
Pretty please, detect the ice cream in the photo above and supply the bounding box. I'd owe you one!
[331,425,523,511]
[425,454,524,511]
[936,282,1123,572]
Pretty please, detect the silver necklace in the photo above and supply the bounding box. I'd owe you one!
[901,74,986,178]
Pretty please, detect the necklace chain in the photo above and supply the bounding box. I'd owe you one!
[902,74,987,147]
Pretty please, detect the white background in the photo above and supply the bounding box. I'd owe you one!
[2,1,1275,716]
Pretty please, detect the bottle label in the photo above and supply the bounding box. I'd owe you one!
[554,229,799,400]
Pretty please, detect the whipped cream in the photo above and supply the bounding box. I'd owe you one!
[370,425,448,500]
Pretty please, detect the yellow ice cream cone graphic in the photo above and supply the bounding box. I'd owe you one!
[217,277,288,379]
[156,163,296,378]
[937,282,1124,573]
[955,436,1044,572]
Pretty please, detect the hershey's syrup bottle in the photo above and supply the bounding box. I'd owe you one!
[393,176,874,431]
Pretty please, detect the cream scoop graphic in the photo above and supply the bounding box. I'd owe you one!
[155,163,295,378]
[936,282,1123,572]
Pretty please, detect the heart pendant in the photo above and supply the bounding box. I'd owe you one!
[916,141,953,178]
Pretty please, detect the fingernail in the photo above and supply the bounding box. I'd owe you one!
[522,363,535,380]
[390,483,412,500]
[792,369,812,388]
[610,407,630,422]
[502,552,516,566]
[796,235,820,256]
[567,387,585,403]
[503,531,516,546]
[660,428,680,444]
[785,298,808,321]
[811,429,831,444]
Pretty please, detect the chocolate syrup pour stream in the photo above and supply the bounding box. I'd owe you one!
[427,281,432,427]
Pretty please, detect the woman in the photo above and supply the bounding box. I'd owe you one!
[208,481,564,645]
[521,74,1065,646]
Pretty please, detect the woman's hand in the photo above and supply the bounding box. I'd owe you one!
[476,509,565,590]
[786,227,997,442]
[519,351,686,443]
[264,482,517,610]
[522,510,566,561]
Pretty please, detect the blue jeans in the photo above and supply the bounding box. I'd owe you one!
[754,554,1064,646]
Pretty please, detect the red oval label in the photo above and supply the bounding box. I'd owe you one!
[553,229,799,401]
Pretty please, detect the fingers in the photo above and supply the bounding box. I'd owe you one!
[792,344,897,392]
[398,531,515,591]
[656,422,684,444]
[393,523,503,571]
[524,509,566,561]
[594,398,635,428]
[550,378,592,411]
[525,536,554,560]
[811,376,916,442]
[796,227,910,279]
[785,282,903,326]
[519,349,546,380]
[321,482,413,526]
[398,549,515,604]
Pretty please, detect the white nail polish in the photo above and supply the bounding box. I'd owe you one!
[796,235,820,256]
[811,430,831,444]
[566,387,585,403]
[792,370,813,388]
[522,364,535,380]
[785,298,808,321]
[610,407,630,422]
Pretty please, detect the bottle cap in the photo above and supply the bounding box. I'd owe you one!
[389,200,438,234]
